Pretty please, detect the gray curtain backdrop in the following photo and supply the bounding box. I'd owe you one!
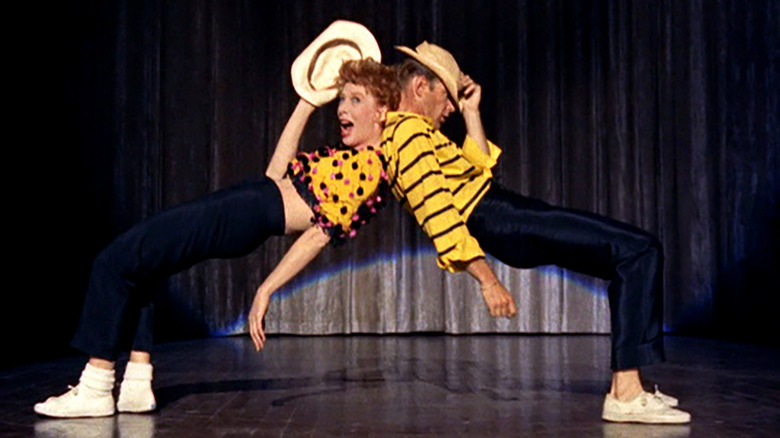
[13,0,777,363]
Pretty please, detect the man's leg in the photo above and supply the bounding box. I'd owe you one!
[467,184,689,423]
[467,183,664,371]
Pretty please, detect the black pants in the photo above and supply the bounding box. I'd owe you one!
[467,183,664,371]
[71,176,286,361]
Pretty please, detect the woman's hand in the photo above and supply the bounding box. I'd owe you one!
[248,290,271,351]
[247,226,331,352]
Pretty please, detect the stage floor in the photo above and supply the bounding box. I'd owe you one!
[1,335,778,437]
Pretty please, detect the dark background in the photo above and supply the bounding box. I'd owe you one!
[5,0,778,369]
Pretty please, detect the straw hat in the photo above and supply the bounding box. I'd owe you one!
[395,41,461,104]
[291,20,382,107]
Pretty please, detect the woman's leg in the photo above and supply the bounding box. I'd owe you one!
[116,303,157,413]
[70,175,285,361]
[35,176,286,417]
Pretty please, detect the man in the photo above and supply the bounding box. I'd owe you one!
[381,41,691,424]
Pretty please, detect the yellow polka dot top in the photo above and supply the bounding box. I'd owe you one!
[287,143,389,243]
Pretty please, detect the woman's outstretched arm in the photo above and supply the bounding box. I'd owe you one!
[265,99,317,180]
[247,225,331,351]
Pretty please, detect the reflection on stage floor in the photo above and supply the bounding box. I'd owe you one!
[1,334,778,437]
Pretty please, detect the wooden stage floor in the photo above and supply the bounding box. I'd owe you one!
[1,334,778,437]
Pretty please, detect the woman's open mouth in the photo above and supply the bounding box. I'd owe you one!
[340,120,354,137]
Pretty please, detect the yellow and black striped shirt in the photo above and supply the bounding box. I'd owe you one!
[380,111,502,272]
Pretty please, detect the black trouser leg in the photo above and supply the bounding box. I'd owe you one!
[467,184,664,370]
[71,176,285,360]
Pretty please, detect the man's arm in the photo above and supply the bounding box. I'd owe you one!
[248,225,331,351]
[458,74,516,317]
[457,74,502,172]
[265,99,317,180]
[459,74,489,156]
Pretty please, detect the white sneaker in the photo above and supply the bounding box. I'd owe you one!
[34,385,116,418]
[116,361,156,413]
[116,381,156,413]
[654,385,679,407]
[602,391,691,424]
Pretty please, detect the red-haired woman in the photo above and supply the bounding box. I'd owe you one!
[34,59,399,418]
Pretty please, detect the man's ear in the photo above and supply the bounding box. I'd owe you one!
[411,75,430,100]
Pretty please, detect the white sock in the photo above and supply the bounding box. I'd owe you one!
[123,361,153,381]
[79,363,116,397]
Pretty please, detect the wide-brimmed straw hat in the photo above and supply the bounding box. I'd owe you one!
[395,41,461,105]
[291,20,381,107]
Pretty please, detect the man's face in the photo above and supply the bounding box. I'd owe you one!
[421,79,456,129]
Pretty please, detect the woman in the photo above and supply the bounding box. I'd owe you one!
[34,59,400,418]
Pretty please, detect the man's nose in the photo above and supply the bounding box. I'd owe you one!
[446,100,455,114]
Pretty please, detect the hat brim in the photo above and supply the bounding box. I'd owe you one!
[292,20,382,106]
[396,45,460,106]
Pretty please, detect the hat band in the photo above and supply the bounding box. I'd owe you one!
[307,39,362,88]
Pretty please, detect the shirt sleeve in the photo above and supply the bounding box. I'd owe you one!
[461,136,502,170]
[392,118,485,272]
